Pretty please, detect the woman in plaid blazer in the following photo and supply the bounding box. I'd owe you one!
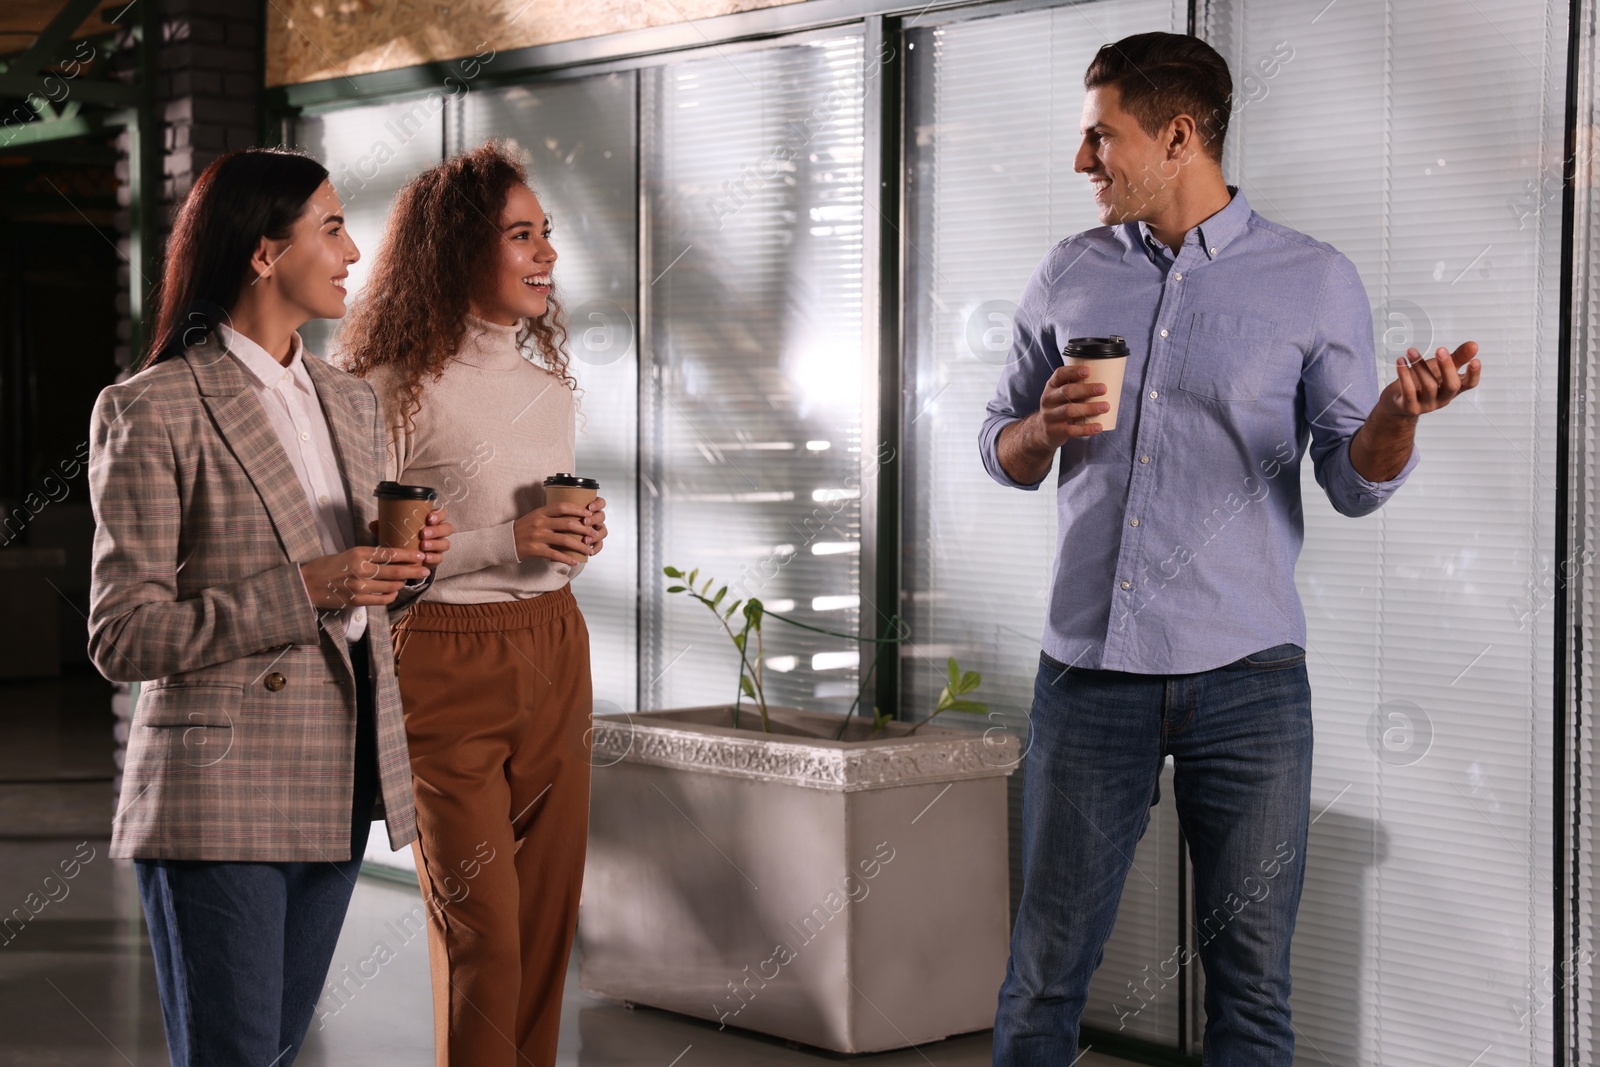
[86,149,452,1066]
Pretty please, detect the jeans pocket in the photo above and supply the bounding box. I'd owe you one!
[1239,643,1306,670]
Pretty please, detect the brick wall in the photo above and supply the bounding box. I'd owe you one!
[113,0,263,373]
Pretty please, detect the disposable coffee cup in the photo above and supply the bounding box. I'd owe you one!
[544,474,600,557]
[543,473,599,510]
[374,481,438,554]
[1063,336,1131,431]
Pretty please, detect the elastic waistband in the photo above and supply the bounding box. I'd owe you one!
[397,585,578,633]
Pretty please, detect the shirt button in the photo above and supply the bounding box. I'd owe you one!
[1149,390,1159,399]
[300,432,310,441]
[1140,455,1151,464]
[1129,518,1140,527]
[1159,328,1169,338]
[318,495,329,505]
[1120,581,1132,590]
[1174,272,1183,280]
[1210,246,1218,254]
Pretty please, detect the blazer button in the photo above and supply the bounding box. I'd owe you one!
[264,672,287,692]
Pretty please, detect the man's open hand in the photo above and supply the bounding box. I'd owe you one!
[1384,342,1482,417]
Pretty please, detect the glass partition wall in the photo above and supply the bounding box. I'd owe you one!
[638,34,869,714]
[902,0,1192,1047]
[283,0,1580,1060]
[1209,2,1564,1063]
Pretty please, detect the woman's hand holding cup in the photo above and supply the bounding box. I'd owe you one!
[367,508,453,571]
[514,503,595,564]
[582,497,608,556]
[301,546,428,609]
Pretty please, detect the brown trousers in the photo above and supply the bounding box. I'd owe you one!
[392,587,592,1067]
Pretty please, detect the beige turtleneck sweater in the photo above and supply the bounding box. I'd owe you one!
[364,316,585,604]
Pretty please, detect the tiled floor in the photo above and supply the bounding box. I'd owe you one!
[0,673,1129,1066]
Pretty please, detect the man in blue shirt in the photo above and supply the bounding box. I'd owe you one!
[983,32,1480,1065]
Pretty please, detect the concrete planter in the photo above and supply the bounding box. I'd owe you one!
[578,705,1018,1054]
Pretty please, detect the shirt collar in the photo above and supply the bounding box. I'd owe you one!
[1131,185,1249,264]
[219,324,311,392]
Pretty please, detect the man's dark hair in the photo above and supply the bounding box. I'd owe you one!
[1084,32,1233,163]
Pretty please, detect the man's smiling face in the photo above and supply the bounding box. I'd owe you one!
[1075,84,1185,226]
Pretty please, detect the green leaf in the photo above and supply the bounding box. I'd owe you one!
[732,632,746,651]
[663,566,683,578]
[934,688,955,713]
[701,578,713,596]
[959,670,981,693]
[746,600,764,630]
[947,657,960,687]
[666,585,686,593]
[688,568,700,587]
[740,674,757,699]
[947,699,988,715]
[725,599,743,619]
[713,585,727,606]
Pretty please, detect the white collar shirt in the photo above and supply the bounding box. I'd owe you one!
[219,324,367,643]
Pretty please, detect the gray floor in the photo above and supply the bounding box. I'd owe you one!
[0,673,1126,1066]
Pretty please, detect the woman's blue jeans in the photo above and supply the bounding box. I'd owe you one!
[993,644,1313,1066]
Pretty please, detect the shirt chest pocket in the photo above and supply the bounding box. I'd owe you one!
[1178,312,1294,402]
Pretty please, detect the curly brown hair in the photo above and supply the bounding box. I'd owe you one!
[339,141,572,434]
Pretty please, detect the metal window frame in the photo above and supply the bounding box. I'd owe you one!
[1558,0,1585,1062]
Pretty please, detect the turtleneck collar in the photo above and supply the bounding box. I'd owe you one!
[455,314,527,371]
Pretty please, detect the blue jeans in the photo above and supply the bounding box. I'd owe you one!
[136,636,379,1066]
[993,644,1312,1066]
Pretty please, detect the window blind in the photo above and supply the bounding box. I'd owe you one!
[1206,1,1563,1063]
[459,74,641,717]
[902,0,1190,1048]
[906,0,1564,1059]
[639,35,868,715]
[1559,0,1597,1059]
[293,98,445,358]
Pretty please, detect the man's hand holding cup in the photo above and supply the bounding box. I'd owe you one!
[1039,364,1112,445]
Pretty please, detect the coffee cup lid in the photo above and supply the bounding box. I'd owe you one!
[374,481,438,500]
[544,472,599,489]
[1063,335,1130,359]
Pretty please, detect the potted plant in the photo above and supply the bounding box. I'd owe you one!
[578,566,1019,1054]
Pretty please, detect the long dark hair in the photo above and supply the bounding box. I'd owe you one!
[340,141,572,436]
[138,149,329,371]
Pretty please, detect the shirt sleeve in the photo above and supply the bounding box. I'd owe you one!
[1303,252,1418,518]
[979,241,1069,491]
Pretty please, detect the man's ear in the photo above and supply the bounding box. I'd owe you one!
[1166,113,1199,161]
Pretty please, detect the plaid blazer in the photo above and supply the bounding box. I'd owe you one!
[89,336,420,862]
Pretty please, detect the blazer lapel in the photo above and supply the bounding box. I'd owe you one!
[186,338,356,679]
[186,339,326,567]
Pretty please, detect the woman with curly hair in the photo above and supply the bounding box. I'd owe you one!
[340,141,606,1066]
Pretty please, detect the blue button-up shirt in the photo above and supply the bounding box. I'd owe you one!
[979,188,1417,675]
